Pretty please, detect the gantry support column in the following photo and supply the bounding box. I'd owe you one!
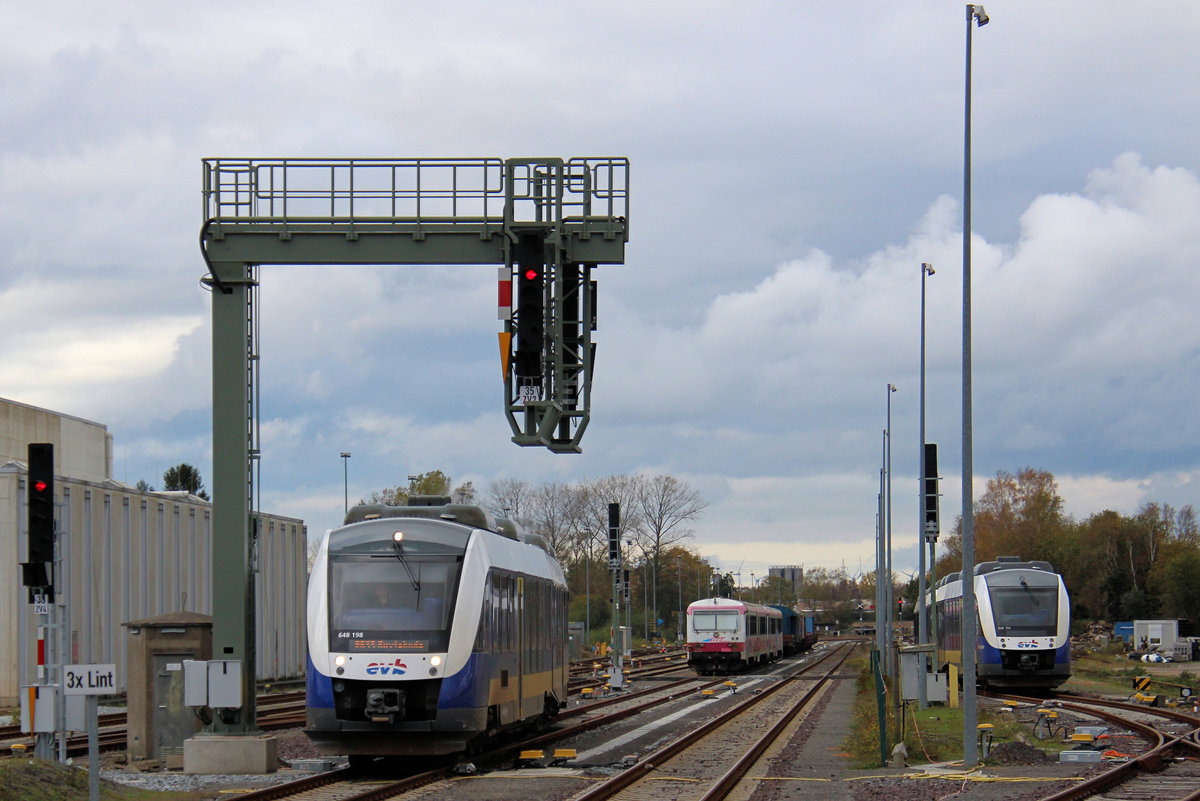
[207,260,258,735]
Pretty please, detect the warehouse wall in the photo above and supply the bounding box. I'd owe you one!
[1,465,306,705]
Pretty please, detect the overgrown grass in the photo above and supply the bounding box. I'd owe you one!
[0,759,208,801]
[1069,650,1200,700]
[842,657,1048,767]
[844,649,1200,767]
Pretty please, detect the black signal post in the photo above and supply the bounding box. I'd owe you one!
[514,232,545,382]
[23,443,55,594]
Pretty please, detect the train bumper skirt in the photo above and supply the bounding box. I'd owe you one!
[304,707,487,756]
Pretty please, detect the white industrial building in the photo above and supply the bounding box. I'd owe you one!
[0,397,307,706]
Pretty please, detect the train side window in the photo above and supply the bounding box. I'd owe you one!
[489,572,497,654]
[540,582,549,671]
[508,575,517,652]
[523,577,531,667]
[475,569,492,652]
[499,573,507,654]
[497,571,508,655]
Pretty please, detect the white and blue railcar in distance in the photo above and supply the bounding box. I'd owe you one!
[305,498,569,761]
[930,556,1071,690]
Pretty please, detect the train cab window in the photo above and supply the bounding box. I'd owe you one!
[692,610,739,632]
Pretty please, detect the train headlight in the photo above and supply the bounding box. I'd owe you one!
[430,656,442,667]
[334,655,346,667]
[393,531,404,543]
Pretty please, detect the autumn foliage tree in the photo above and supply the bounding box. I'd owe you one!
[936,467,1200,623]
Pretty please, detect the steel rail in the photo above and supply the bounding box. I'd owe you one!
[994,692,1200,801]
[568,643,853,801]
[697,645,854,801]
[224,648,840,801]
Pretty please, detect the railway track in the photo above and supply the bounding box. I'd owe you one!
[0,690,308,758]
[995,691,1200,801]
[570,641,854,801]
[0,658,687,761]
[218,643,852,801]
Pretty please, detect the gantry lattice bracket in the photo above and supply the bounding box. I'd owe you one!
[201,157,628,450]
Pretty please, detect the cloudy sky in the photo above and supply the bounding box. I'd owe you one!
[4,1,1199,585]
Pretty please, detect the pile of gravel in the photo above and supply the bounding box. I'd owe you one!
[984,741,1053,765]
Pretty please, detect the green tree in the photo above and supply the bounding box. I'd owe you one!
[363,470,452,506]
[452,481,476,504]
[1154,550,1200,622]
[162,463,208,500]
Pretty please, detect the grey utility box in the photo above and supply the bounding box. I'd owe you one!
[183,659,243,708]
[899,644,948,703]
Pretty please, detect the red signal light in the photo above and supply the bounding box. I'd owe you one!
[34,481,48,492]
[524,268,540,281]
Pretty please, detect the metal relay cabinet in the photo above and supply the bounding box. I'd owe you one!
[123,612,212,762]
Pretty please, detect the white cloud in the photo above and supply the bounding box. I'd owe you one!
[4,2,1200,580]
[0,281,201,410]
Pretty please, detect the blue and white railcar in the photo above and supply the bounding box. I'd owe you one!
[305,500,568,760]
[931,556,1071,690]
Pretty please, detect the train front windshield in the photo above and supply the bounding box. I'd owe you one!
[327,521,469,653]
[987,581,1058,637]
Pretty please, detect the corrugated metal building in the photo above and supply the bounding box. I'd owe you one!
[1,397,307,705]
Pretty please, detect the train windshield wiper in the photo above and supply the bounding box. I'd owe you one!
[1019,577,1039,607]
[391,541,421,593]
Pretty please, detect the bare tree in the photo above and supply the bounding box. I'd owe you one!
[578,474,646,558]
[526,482,586,563]
[486,477,534,520]
[638,474,707,634]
